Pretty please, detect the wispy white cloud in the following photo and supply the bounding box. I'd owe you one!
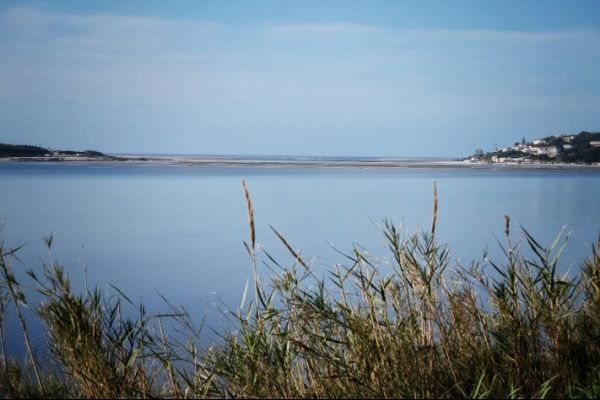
[270,22,388,36]
[397,27,600,46]
[2,7,598,100]
[267,21,600,48]
[0,6,223,58]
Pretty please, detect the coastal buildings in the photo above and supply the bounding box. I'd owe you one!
[469,131,600,164]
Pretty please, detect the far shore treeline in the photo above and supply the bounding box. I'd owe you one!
[0,143,107,158]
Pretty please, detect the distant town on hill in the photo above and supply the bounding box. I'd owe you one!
[468,131,600,164]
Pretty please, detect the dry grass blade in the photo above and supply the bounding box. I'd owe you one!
[269,225,309,270]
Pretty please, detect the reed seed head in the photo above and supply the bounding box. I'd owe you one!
[241,179,255,252]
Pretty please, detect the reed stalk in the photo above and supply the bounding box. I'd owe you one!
[0,245,41,389]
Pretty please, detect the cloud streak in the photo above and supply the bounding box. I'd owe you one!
[270,22,388,36]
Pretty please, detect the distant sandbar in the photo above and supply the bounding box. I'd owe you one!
[1,155,600,170]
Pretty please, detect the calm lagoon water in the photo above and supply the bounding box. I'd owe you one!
[1,162,599,357]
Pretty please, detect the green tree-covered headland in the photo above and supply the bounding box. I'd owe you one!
[0,143,109,159]
[471,131,600,164]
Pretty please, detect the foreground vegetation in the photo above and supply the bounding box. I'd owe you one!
[1,182,599,398]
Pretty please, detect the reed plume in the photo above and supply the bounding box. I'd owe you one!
[431,181,438,237]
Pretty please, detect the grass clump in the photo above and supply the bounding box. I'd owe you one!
[205,181,600,398]
[0,239,212,398]
[0,181,599,398]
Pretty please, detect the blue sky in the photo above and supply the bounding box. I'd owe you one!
[1,1,599,156]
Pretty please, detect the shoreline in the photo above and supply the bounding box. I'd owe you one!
[1,155,600,170]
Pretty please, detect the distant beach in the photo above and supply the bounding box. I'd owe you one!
[2,154,600,170]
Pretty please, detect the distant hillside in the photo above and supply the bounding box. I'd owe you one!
[0,143,108,159]
[0,143,51,157]
[469,131,600,164]
[559,131,600,163]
